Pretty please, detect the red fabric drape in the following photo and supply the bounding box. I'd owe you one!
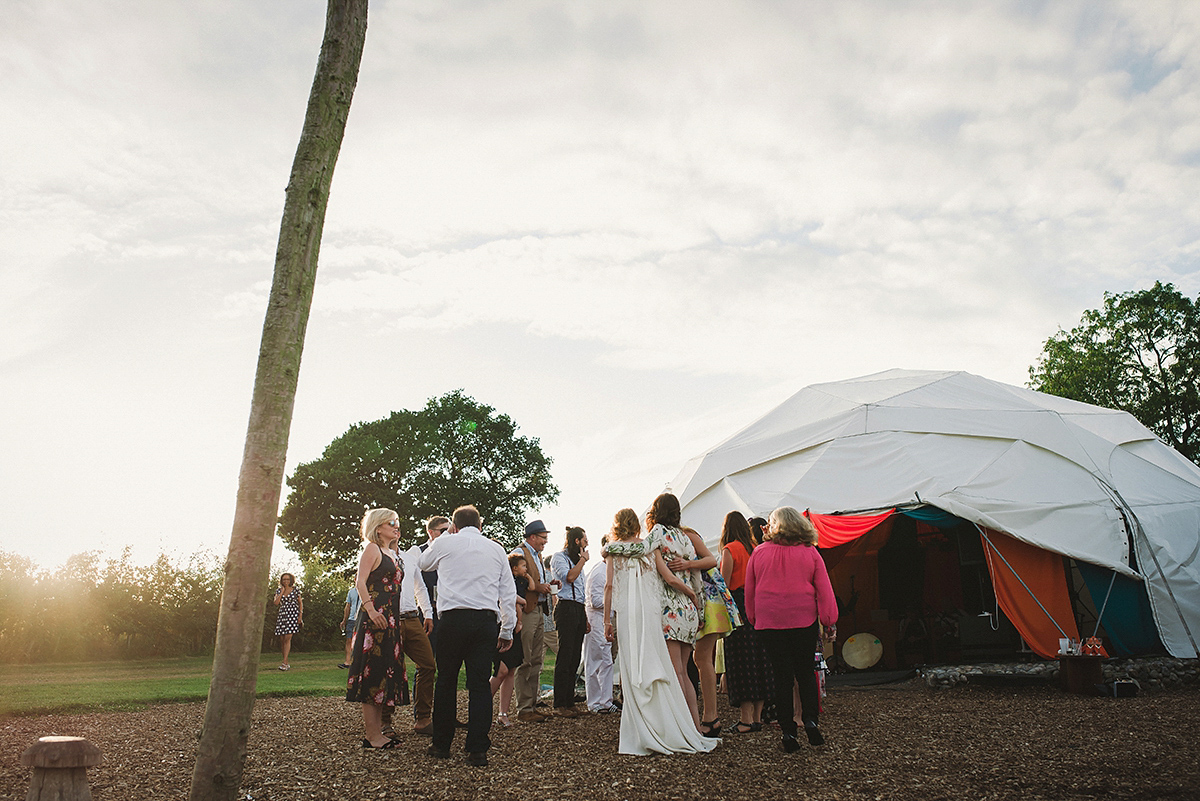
[979,528,1081,660]
[806,509,896,548]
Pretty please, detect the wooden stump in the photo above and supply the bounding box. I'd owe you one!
[20,736,102,801]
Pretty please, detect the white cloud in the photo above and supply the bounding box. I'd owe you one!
[3,0,1200,566]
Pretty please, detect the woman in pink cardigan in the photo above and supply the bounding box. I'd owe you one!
[744,506,837,752]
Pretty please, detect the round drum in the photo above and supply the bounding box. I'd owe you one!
[842,633,883,669]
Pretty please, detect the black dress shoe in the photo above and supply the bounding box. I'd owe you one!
[781,733,801,753]
[426,745,451,759]
[465,751,488,767]
[804,720,825,746]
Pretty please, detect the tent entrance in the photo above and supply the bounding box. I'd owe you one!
[818,512,1023,668]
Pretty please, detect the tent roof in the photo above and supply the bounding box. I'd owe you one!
[669,369,1200,658]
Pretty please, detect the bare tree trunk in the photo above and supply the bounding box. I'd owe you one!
[189,3,367,799]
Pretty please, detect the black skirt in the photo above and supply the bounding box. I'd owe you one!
[494,629,525,674]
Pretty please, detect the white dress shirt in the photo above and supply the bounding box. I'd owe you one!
[399,543,434,617]
[585,560,607,610]
[417,527,516,640]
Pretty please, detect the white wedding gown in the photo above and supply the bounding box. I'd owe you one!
[607,538,720,756]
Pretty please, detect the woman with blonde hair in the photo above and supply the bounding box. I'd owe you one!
[603,507,718,756]
[744,506,837,752]
[345,507,408,748]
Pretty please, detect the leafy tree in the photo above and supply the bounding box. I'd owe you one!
[0,548,224,663]
[279,390,560,564]
[1030,281,1200,465]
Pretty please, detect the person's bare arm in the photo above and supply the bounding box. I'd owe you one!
[603,558,617,642]
[355,545,385,628]
[666,528,717,572]
[720,547,735,585]
[655,550,698,607]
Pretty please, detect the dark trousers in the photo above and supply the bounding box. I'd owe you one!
[553,599,587,708]
[759,623,820,737]
[432,609,498,753]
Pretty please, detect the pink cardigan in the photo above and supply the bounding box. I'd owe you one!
[744,541,838,630]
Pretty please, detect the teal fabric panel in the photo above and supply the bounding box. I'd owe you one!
[1078,561,1163,656]
[899,506,962,528]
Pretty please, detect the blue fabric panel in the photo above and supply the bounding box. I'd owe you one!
[898,506,962,528]
[1077,561,1164,656]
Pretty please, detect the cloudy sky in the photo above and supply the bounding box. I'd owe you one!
[3,0,1198,569]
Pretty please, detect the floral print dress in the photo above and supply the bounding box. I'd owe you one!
[345,549,409,707]
[648,524,703,644]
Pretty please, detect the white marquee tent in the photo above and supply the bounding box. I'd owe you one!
[668,369,1200,658]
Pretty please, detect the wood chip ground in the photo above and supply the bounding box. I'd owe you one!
[3,682,1197,800]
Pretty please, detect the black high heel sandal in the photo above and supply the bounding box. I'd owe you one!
[700,719,722,738]
[362,738,399,749]
[732,721,756,734]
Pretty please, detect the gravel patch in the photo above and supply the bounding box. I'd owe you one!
[3,682,1198,800]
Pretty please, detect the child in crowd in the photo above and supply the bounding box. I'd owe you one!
[490,553,528,726]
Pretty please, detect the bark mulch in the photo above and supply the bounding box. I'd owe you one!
[3,681,1198,800]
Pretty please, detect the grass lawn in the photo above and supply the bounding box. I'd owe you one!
[0,650,557,717]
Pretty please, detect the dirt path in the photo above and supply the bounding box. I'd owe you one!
[3,682,1197,800]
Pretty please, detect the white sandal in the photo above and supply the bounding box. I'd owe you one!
[497,713,512,727]
[278,664,290,671]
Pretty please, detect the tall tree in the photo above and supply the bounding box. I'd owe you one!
[1029,281,1200,465]
[189,2,367,799]
[279,390,561,562]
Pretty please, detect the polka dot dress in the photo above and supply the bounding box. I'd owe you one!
[274,589,302,636]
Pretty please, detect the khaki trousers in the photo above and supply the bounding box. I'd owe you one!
[514,608,545,713]
[383,616,436,726]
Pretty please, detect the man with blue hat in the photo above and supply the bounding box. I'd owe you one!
[512,519,559,723]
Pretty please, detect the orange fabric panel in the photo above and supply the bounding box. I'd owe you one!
[980,528,1080,660]
[806,509,896,547]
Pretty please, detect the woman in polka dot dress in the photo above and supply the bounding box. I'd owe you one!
[273,573,303,670]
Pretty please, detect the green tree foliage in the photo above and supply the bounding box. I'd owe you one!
[0,549,349,664]
[279,390,560,565]
[1030,281,1200,465]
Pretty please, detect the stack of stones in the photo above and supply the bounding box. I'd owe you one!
[920,657,1200,690]
[1103,657,1200,690]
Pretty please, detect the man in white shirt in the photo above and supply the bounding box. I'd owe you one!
[583,544,617,713]
[419,515,450,654]
[381,539,437,737]
[512,519,558,723]
[417,505,515,767]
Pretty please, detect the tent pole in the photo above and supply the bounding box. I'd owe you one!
[976,525,1070,639]
[1099,482,1199,658]
[1129,515,1199,657]
[1091,570,1117,641]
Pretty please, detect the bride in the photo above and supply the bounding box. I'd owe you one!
[603,508,720,756]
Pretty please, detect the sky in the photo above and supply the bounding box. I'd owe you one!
[2,0,1199,571]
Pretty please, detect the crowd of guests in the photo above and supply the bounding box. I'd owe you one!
[330,493,837,765]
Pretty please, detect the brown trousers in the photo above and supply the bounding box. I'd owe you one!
[382,616,436,725]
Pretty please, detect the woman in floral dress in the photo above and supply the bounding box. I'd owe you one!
[346,507,407,748]
[646,492,714,730]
